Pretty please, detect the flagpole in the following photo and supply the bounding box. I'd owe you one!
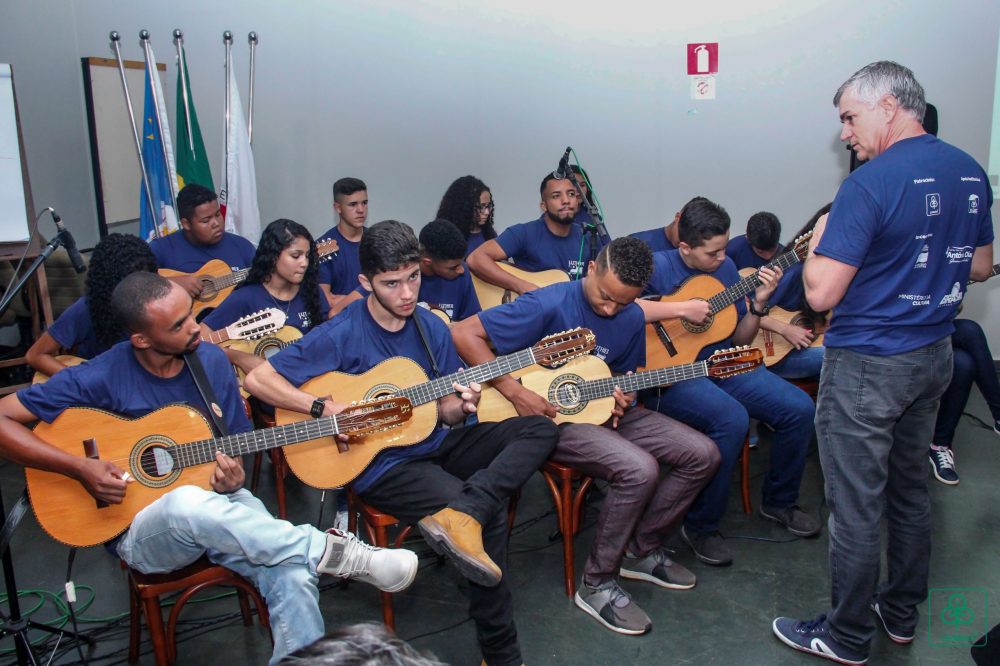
[140,30,177,207]
[110,31,160,239]
[173,29,194,154]
[247,31,258,146]
[224,31,232,199]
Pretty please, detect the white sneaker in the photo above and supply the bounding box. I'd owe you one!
[317,529,418,592]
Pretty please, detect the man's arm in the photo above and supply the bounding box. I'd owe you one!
[732,266,781,346]
[969,243,994,282]
[24,332,71,378]
[244,360,348,418]
[327,289,363,317]
[635,298,710,325]
[802,214,858,312]
[467,240,537,295]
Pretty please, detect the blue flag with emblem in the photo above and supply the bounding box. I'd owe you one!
[138,66,178,241]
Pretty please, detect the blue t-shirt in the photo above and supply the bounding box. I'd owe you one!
[480,280,645,374]
[496,217,607,278]
[150,231,256,273]
[645,250,747,358]
[418,268,481,322]
[317,226,362,294]
[629,227,676,254]
[18,341,251,435]
[726,235,784,271]
[268,298,462,492]
[47,297,126,359]
[465,232,486,258]
[770,262,806,312]
[201,283,322,334]
[817,134,994,355]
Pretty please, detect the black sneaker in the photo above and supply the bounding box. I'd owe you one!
[680,526,732,566]
[759,505,822,537]
[929,446,959,485]
[574,579,652,635]
[620,547,696,589]
[772,615,868,664]
[870,600,915,644]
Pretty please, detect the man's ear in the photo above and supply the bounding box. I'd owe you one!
[357,274,372,293]
[130,330,151,350]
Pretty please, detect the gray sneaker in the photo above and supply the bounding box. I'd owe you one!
[681,526,733,566]
[574,580,652,635]
[620,548,696,589]
[759,505,821,538]
[317,529,418,593]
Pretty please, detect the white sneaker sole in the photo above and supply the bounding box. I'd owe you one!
[771,619,869,665]
[929,459,959,486]
[870,602,915,645]
[619,567,696,590]
[573,590,650,635]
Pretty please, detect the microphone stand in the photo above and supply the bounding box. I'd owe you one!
[0,232,71,319]
[565,170,609,265]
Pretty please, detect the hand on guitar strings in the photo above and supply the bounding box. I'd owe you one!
[680,299,711,326]
[78,458,130,505]
[781,324,816,350]
[210,451,245,493]
[453,380,482,415]
[169,273,206,298]
[610,377,637,430]
[753,265,783,304]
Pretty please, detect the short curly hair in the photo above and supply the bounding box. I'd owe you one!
[419,219,467,261]
[436,176,495,242]
[86,233,158,347]
[596,237,652,288]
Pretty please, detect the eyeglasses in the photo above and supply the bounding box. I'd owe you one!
[475,202,495,213]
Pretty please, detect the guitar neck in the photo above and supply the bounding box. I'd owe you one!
[707,249,804,314]
[578,361,709,400]
[203,328,231,344]
[210,267,250,291]
[397,347,539,407]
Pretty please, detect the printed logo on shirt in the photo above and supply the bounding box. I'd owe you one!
[898,293,931,307]
[299,311,312,329]
[945,246,974,265]
[913,244,930,269]
[914,233,933,241]
[925,193,941,217]
[938,282,964,307]
[913,177,936,184]
[568,260,585,279]
[594,344,611,360]
[968,194,979,214]
[961,176,982,182]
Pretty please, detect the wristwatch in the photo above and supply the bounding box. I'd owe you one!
[748,299,770,317]
[310,397,326,419]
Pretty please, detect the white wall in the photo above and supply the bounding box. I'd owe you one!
[1,0,998,343]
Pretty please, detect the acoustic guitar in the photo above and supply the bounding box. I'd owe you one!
[221,325,305,396]
[735,267,827,367]
[478,347,763,425]
[159,238,340,315]
[275,327,597,489]
[642,232,812,370]
[25,397,412,547]
[471,261,570,310]
[202,308,286,346]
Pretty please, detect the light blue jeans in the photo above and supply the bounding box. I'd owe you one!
[117,486,328,664]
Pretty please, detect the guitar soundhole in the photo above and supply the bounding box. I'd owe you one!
[255,338,290,358]
[549,375,586,415]
[130,436,182,488]
[681,306,713,334]
[365,383,400,402]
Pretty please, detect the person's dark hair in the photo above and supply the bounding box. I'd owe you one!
[436,176,495,242]
[539,172,573,198]
[279,622,444,665]
[245,219,323,328]
[86,233,159,347]
[419,219,467,262]
[333,177,367,202]
[570,164,595,208]
[596,237,653,289]
[746,212,781,252]
[678,197,731,247]
[359,221,421,279]
[176,183,218,223]
[111,272,174,333]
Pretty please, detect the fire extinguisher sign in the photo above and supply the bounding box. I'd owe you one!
[687,43,719,75]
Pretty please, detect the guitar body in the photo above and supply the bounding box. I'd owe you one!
[222,325,303,358]
[642,274,739,370]
[25,405,216,547]
[472,263,570,310]
[32,355,86,384]
[275,358,440,489]
[751,306,828,367]
[159,259,237,315]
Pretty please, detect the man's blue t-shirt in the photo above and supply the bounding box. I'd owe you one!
[47,297,125,359]
[267,298,463,492]
[418,268,482,322]
[18,341,251,435]
[317,226,362,294]
[150,231,256,273]
[630,228,676,254]
[726,235,783,271]
[817,134,994,355]
[479,280,645,374]
[496,217,607,278]
[645,250,748,359]
[201,284,323,334]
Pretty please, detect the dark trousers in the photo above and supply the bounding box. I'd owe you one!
[359,416,558,666]
[933,319,1000,447]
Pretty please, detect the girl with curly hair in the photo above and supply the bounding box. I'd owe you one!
[26,233,157,378]
[436,175,495,257]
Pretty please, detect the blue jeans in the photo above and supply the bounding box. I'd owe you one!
[771,345,825,379]
[117,487,328,664]
[642,366,815,533]
[933,319,1000,447]
[817,340,952,653]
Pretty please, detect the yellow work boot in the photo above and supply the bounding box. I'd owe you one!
[418,508,501,587]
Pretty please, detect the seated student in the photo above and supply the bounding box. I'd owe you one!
[637,197,819,567]
[453,237,719,636]
[726,211,783,269]
[317,177,368,314]
[570,165,595,227]
[244,220,559,666]
[436,175,496,257]
[26,233,158,378]
[0,272,418,665]
[417,219,481,323]
[150,184,256,297]
[468,173,607,294]
[201,219,327,375]
[629,197,710,255]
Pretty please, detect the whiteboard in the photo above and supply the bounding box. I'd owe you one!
[0,64,30,244]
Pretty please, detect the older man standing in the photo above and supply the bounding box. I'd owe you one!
[772,61,994,664]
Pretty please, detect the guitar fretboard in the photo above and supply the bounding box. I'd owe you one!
[573,361,710,401]
[707,246,806,315]
[211,267,251,291]
[397,348,537,406]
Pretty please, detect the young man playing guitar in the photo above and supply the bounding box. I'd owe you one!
[0,272,418,664]
[245,220,559,666]
[638,198,820,567]
[452,237,720,636]
[417,218,482,322]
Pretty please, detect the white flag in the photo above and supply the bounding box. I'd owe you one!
[221,61,260,243]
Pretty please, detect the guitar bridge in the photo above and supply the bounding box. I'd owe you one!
[653,322,678,357]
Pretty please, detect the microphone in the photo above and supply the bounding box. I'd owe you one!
[553,146,572,179]
[51,210,87,274]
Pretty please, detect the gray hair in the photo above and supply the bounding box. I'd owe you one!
[279,623,445,665]
[833,61,926,122]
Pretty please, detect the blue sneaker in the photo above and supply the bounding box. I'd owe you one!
[772,615,868,665]
[870,600,915,644]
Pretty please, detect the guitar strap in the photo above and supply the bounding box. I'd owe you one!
[411,310,443,379]
[183,351,231,436]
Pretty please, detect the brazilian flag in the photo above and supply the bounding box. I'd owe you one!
[175,48,214,192]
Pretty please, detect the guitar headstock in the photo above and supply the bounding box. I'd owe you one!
[336,397,413,437]
[706,346,763,379]
[532,327,597,368]
[228,308,287,340]
[788,230,815,261]
[317,238,340,263]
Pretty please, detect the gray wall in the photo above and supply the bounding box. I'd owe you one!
[1,0,998,342]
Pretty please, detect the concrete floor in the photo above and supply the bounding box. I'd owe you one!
[0,388,997,665]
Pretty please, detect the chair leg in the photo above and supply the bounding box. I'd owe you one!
[127,578,141,663]
[741,434,751,515]
[372,523,395,631]
[139,595,171,666]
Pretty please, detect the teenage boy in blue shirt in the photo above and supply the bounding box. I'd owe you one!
[317,177,368,314]
[417,218,481,322]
